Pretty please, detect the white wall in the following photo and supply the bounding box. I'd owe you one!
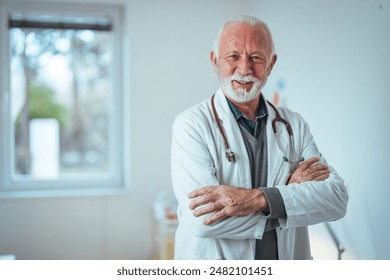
[252,0,390,259]
[1,0,389,260]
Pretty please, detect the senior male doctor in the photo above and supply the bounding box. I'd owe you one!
[171,16,348,260]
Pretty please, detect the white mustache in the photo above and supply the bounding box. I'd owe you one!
[229,73,260,84]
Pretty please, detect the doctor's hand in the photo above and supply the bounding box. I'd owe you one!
[287,157,329,184]
[188,185,269,225]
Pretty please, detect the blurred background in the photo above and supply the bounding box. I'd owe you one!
[0,0,389,260]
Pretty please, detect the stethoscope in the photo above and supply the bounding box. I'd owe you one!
[211,94,304,173]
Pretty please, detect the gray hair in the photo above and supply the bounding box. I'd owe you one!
[212,15,275,59]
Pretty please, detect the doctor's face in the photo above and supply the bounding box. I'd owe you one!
[211,23,276,103]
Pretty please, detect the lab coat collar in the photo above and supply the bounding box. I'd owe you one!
[214,88,287,185]
[214,88,276,122]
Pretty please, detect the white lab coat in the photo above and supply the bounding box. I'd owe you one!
[171,88,348,260]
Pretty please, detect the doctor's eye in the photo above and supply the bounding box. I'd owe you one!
[225,54,239,61]
[251,56,265,63]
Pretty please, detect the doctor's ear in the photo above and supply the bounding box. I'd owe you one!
[210,51,219,72]
[267,54,277,75]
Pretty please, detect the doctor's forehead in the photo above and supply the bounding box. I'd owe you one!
[218,23,272,54]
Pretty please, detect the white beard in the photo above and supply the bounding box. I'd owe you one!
[220,72,265,103]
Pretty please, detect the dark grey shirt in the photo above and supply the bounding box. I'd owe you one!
[226,96,287,260]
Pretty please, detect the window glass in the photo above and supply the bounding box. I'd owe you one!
[9,14,114,180]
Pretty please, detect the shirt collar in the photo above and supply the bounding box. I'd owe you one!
[226,94,268,121]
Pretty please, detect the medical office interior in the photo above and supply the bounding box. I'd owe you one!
[0,0,389,260]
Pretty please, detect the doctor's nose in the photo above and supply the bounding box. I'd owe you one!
[236,57,253,76]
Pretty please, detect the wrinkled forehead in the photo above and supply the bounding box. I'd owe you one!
[219,23,273,56]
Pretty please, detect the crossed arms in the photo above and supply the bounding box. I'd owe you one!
[188,157,329,225]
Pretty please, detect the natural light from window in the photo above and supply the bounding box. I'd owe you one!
[1,3,125,193]
[10,17,113,180]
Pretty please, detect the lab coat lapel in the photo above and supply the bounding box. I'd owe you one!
[214,89,252,188]
[265,100,290,186]
[213,90,290,187]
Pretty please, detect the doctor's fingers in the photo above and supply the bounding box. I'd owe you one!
[188,186,216,199]
[296,164,329,182]
[193,201,224,217]
[296,157,321,172]
[189,192,218,210]
[304,163,329,176]
[304,169,329,182]
[312,173,330,182]
[289,164,329,184]
[203,209,230,225]
[203,203,249,225]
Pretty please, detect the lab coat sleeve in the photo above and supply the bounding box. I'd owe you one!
[276,113,349,228]
[171,113,267,240]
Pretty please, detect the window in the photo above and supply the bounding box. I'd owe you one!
[0,2,127,194]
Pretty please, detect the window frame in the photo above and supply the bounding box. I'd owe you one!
[0,1,129,196]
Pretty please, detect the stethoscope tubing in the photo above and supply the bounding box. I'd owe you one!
[211,94,236,162]
[211,94,304,171]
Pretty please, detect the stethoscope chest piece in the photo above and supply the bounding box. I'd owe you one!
[211,94,236,163]
[226,149,235,162]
